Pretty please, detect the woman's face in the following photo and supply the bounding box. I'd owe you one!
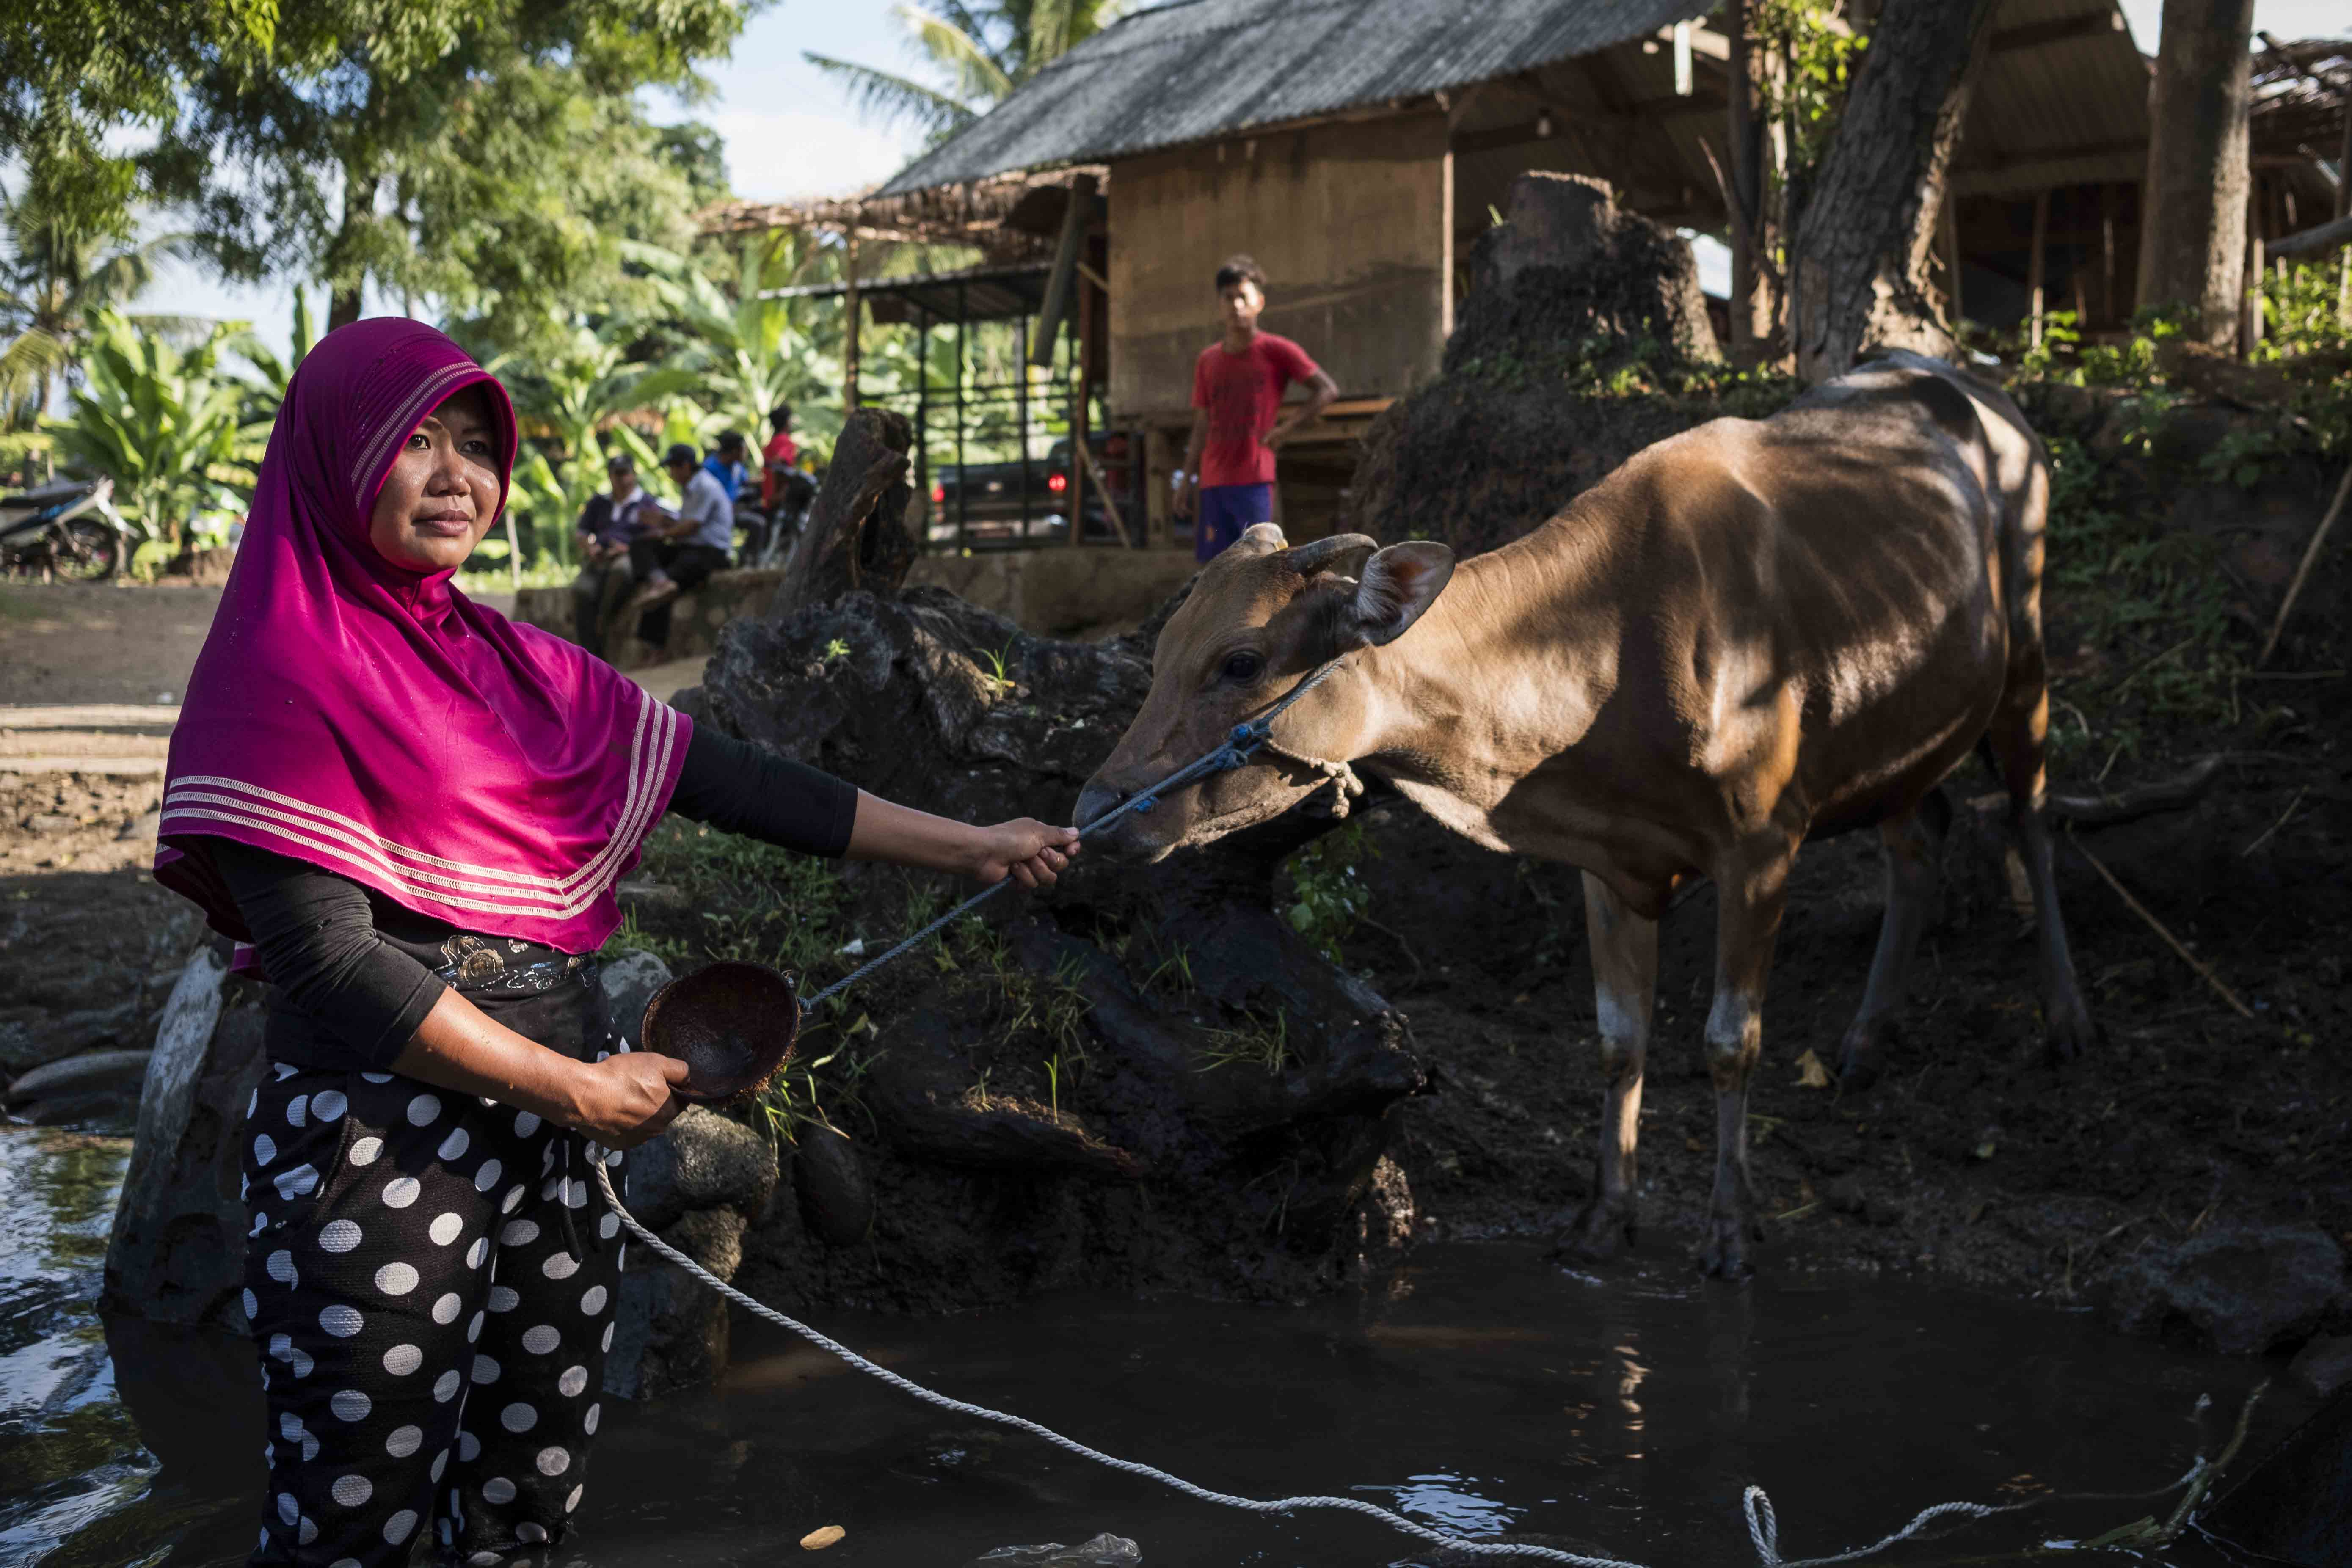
[367,384,503,573]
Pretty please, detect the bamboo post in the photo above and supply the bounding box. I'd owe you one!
[2028,187,2050,349]
[843,230,861,408]
[1069,267,1090,548]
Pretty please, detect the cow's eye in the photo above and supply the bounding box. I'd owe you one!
[1220,650,1264,683]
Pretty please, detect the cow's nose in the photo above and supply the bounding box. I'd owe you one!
[1074,782,1128,831]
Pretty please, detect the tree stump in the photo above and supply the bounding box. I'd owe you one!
[767,406,919,623]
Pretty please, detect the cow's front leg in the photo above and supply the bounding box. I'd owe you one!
[1558,872,1657,1263]
[1697,844,1792,1279]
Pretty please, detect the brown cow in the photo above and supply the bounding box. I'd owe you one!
[1075,352,2096,1277]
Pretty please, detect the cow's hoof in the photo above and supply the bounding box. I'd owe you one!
[1835,1023,1895,1089]
[1693,1216,1757,1279]
[1552,1199,1636,1264]
[2044,997,2101,1065]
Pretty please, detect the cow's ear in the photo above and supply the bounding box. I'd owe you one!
[1344,542,1454,647]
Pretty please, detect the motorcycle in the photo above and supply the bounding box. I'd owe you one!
[736,463,818,571]
[0,477,132,582]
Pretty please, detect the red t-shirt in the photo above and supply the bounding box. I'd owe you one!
[1192,333,1320,488]
[761,430,799,507]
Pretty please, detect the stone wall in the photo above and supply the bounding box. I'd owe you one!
[513,569,784,671]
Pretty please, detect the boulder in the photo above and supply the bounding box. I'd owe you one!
[620,1106,777,1233]
[2103,1224,2347,1355]
[793,1124,873,1246]
[604,1107,777,1398]
[2293,1335,2352,1397]
[963,1536,1142,1568]
[102,942,272,1331]
[0,998,145,1076]
[599,948,674,1051]
[5,1047,152,1132]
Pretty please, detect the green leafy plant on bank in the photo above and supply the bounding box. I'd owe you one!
[1284,821,1376,963]
[45,308,265,547]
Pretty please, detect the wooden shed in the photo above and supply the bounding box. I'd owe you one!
[823,1,2340,545]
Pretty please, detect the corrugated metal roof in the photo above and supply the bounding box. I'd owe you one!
[876,0,1711,197]
[1952,0,2152,195]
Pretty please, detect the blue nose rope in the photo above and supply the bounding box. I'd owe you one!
[796,650,1354,1016]
[598,648,2212,1567]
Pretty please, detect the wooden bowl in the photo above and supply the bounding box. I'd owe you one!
[639,960,801,1103]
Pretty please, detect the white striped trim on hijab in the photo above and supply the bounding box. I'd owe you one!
[159,688,684,925]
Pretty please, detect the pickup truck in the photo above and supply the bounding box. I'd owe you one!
[925,432,1139,546]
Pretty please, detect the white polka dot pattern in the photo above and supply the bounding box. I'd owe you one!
[488,1286,519,1313]
[319,1305,363,1338]
[319,1219,363,1252]
[330,1474,372,1507]
[266,1249,297,1285]
[557,1365,588,1397]
[273,1163,320,1201]
[518,1522,548,1544]
[501,1219,539,1247]
[382,1508,417,1544]
[381,1175,420,1209]
[287,1095,309,1127]
[329,1389,370,1422]
[373,1262,418,1296]
[433,1370,461,1402]
[500,1402,537,1433]
[471,1354,500,1385]
[521,1324,559,1355]
[382,1343,423,1376]
[428,1212,463,1246]
[473,1157,503,1193]
[541,1252,579,1281]
[406,1094,440,1126]
[513,1111,541,1136]
[431,1292,461,1325]
[481,1476,517,1505]
[584,1402,601,1435]
[348,1135,383,1167]
[385,1425,422,1458]
[580,1285,607,1315]
[458,1430,481,1462]
[466,1236,489,1269]
[254,1133,278,1166]
[535,1445,569,1476]
[312,1089,346,1122]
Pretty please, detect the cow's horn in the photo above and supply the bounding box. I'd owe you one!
[1286,534,1378,579]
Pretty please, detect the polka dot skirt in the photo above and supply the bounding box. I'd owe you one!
[240,1064,627,1566]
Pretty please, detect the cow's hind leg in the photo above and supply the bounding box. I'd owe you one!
[1697,840,1792,1279]
[1557,872,1658,1263]
[1982,696,2099,1060]
[1835,790,1951,1088]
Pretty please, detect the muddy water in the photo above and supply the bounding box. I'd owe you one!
[0,1122,2311,1568]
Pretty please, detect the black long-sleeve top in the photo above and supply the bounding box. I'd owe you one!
[208,728,857,1070]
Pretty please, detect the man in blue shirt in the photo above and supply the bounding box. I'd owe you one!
[703,431,750,502]
[626,442,735,649]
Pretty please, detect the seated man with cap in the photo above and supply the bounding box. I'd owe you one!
[570,451,657,657]
[627,441,736,650]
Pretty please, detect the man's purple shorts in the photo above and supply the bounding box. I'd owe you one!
[1194,482,1272,562]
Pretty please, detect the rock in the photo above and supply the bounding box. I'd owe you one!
[0,998,144,1075]
[2292,1335,2352,1397]
[600,948,674,1050]
[609,1207,745,1400]
[117,807,161,843]
[102,942,272,1330]
[794,1124,873,1246]
[2103,1224,2347,1355]
[621,1106,777,1233]
[5,1047,153,1132]
[962,1535,1141,1568]
[27,813,79,833]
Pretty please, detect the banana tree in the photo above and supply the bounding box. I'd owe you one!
[503,322,699,570]
[231,288,322,426]
[47,309,267,548]
[629,232,840,454]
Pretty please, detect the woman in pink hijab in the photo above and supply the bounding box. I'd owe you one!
[155,320,1075,1567]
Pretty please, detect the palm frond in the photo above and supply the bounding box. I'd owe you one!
[802,53,981,138]
[896,5,1017,103]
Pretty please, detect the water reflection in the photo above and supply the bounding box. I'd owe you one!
[0,1111,2307,1568]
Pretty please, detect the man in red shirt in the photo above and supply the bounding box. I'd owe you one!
[760,402,801,509]
[1175,255,1337,561]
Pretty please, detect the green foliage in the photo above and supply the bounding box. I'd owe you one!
[1199,1009,1293,1074]
[621,818,851,979]
[500,321,699,568]
[1752,2,1868,198]
[153,0,750,357]
[628,230,845,455]
[808,1,1129,142]
[44,310,266,546]
[1284,822,1375,963]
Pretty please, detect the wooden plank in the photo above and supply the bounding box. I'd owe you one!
[1106,115,1450,421]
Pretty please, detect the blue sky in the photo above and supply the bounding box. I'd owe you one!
[138,0,2350,352]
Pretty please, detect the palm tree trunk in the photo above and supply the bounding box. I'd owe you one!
[328,167,381,333]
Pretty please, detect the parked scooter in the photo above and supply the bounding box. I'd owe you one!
[737,463,817,570]
[0,477,131,581]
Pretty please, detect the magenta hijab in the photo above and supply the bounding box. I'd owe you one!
[156,318,689,954]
